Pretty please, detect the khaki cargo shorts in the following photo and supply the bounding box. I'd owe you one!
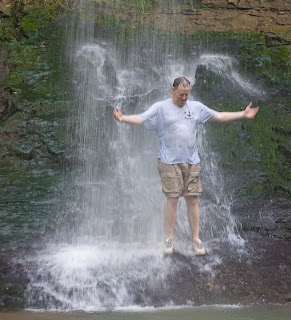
[157,159,202,198]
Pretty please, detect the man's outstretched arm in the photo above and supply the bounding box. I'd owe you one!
[209,102,259,123]
[113,107,143,125]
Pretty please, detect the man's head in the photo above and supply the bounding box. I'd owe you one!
[172,77,190,107]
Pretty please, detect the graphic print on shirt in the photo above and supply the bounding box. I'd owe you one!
[184,103,195,119]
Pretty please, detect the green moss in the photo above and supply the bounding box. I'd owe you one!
[134,0,152,15]
[0,158,12,168]
[9,71,24,84]
[208,107,248,168]
[1,0,70,176]
[267,46,290,80]
[5,10,69,103]
[188,30,265,46]
[95,11,120,30]
[207,97,291,199]
[238,41,291,88]
[267,28,291,45]
[245,181,265,199]
[0,18,15,42]
[20,7,51,36]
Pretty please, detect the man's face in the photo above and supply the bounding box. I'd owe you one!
[172,85,190,107]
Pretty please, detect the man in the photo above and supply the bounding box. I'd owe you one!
[113,77,259,255]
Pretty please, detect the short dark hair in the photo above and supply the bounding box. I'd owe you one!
[173,77,190,89]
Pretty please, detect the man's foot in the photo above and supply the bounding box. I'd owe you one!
[163,238,174,254]
[192,239,206,255]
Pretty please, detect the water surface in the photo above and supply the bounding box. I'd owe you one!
[1,305,291,320]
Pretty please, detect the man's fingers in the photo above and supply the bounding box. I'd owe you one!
[113,106,122,122]
[243,102,259,119]
[250,106,259,118]
[246,102,252,110]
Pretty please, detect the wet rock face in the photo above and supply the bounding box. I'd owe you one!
[157,237,291,306]
[234,198,291,240]
[0,46,16,121]
[0,258,27,310]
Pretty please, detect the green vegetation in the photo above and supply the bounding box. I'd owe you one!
[239,42,290,88]
[0,3,69,194]
[207,99,291,199]
[0,18,14,42]
[107,0,153,16]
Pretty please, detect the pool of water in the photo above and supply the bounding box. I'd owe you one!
[1,304,291,320]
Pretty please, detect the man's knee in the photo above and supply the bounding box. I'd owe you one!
[167,197,179,207]
[185,196,198,207]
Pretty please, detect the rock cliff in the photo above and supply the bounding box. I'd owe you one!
[92,0,291,43]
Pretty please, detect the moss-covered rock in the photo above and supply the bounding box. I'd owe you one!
[0,1,70,263]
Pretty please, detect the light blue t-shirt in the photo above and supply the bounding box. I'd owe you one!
[138,99,215,164]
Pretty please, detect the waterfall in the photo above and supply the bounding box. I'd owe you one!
[198,54,262,97]
[23,1,261,311]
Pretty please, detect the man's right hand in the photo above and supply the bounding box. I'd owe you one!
[112,107,143,125]
[113,107,123,122]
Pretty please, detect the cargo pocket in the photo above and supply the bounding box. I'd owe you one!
[188,171,202,193]
[160,172,177,194]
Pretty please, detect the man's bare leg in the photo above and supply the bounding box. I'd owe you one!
[185,195,206,255]
[185,196,200,242]
[165,197,179,239]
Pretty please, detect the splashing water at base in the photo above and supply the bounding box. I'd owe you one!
[24,243,181,310]
[24,240,228,311]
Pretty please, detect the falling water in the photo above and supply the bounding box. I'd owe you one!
[198,54,262,97]
[23,0,262,311]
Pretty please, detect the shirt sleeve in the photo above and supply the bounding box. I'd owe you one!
[197,102,216,124]
[138,103,159,131]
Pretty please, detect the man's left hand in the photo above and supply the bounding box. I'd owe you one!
[244,102,259,119]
